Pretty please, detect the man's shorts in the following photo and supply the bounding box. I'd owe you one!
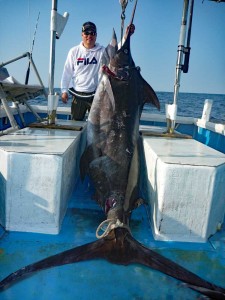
[69,88,95,121]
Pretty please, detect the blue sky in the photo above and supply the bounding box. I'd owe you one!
[0,0,225,94]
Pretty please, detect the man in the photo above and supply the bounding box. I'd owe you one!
[61,21,135,121]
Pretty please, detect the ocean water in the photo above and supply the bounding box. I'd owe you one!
[145,91,225,123]
[33,89,225,123]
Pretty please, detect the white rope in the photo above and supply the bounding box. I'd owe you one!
[96,218,131,239]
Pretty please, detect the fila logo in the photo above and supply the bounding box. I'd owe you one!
[77,57,97,65]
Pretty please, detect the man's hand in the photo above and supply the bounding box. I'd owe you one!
[127,24,135,36]
[61,92,68,104]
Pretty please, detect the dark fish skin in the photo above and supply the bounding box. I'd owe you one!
[0,228,225,299]
[80,30,160,220]
[1,8,225,299]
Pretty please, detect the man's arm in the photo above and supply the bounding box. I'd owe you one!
[61,49,74,103]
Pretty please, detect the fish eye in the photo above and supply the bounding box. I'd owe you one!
[124,49,129,54]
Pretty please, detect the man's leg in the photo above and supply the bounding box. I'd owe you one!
[71,97,88,121]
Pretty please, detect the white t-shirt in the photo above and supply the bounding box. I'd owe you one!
[61,42,105,94]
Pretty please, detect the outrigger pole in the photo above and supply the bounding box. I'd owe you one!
[48,0,69,124]
[167,0,194,133]
[25,11,40,85]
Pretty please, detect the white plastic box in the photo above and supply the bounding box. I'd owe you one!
[143,136,225,242]
[0,123,86,234]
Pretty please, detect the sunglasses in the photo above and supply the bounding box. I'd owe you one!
[83,31,96,36]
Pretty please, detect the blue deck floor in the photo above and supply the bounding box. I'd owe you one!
[0,178,225,300]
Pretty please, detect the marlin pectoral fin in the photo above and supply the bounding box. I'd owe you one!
[0,239,107,291]
[142,77,160,110]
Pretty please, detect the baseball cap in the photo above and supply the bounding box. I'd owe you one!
[82,21,97,33]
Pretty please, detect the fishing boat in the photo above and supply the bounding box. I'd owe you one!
[0,0,224,299]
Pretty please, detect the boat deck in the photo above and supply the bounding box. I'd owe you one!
[0,176,225,299]
[0,122,225,299]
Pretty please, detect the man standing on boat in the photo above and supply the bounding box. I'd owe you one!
[61,21,135,121]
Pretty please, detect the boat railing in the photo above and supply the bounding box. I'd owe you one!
[0,52,48,135]
[0,52,47,96]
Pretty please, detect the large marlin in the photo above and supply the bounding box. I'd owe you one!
[1,12,225,300]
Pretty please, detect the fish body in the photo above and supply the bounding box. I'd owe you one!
[80,29,159,225]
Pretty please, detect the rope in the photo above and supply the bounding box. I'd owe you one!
[96,218,131,239]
